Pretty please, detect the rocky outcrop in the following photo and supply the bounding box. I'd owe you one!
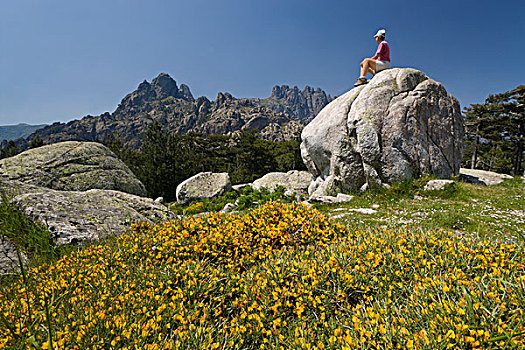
[257,120,304,143]
[258,85,333,123]
[0,141,146,196]
[301,68,464,197]
[13,73,332,150]
[176,172,232,204]
[10,186,173,245]
[116,73,195,111]
[252,170,313,193]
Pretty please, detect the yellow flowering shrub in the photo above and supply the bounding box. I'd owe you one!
[183,202,205,215]
[0,201,523,349]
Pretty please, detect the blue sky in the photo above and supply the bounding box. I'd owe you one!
[1,0,524,125]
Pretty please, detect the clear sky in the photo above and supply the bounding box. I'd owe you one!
[1,0,524,125]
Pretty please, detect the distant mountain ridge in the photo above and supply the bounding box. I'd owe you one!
[14,73,332,149]
[0,123,47,142]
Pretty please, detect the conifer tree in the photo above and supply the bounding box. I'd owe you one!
[29,135,44,149]
[463,85,524,175]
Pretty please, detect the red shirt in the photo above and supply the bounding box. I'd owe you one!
[376,41,390,62]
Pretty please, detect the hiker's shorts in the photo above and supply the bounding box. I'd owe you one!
[375,60,391,73]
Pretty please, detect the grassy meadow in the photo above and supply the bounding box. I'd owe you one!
[0,178,524,349]
[317,177,524,242]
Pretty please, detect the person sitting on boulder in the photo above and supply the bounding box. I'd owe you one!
[354,29,390,87]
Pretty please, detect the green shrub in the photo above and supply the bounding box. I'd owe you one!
[168,185,299,215]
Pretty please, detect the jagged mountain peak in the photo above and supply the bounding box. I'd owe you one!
[271,84,323,99]
[178,84,194,101]
[117,74,194,111]
[267,84,333,123]
[11,73,332,151]
[151,73,179,99]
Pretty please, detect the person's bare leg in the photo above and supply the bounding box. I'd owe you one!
[360,59,369,77]
[369,60,376,72]
[360,59,377,78]
[356,59,377,85]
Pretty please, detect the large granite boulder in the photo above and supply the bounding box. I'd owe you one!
[252,170,313,193]
[176,172,232,204]
[9,184,173,246]
[301,68,464,197]
[0,179,172,273]
[0,141,146,196]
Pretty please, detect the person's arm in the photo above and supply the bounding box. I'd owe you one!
[373,42,384,60]
[362,52,379,66]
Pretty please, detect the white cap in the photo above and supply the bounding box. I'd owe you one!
[374,29,386,38]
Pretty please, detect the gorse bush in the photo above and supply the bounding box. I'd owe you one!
[1,202,523,349]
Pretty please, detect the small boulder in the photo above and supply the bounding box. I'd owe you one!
[459,168,513,186]
[176,172,232,204]
[252,170,313,193]
[424,179,455,191]
[336,193,355,202]
[309,193,354,203]
[310,195,339,203]
[220,202,238,213]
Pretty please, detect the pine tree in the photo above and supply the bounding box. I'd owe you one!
[29,135,44,149]
[486,85,525,176]
[463,85,524,175]
[1,141,19,159]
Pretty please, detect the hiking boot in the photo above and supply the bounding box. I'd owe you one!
[354,78,367,87]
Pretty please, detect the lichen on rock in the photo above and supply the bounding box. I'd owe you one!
[176,172,232,204]
[0,141,147,196]
[10,185,173,246]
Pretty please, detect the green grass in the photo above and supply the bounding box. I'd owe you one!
[0,190,77,285]
[314,176,525,243]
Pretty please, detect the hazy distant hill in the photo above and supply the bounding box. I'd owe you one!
[0,123,47,142]
[18,73,332,150]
